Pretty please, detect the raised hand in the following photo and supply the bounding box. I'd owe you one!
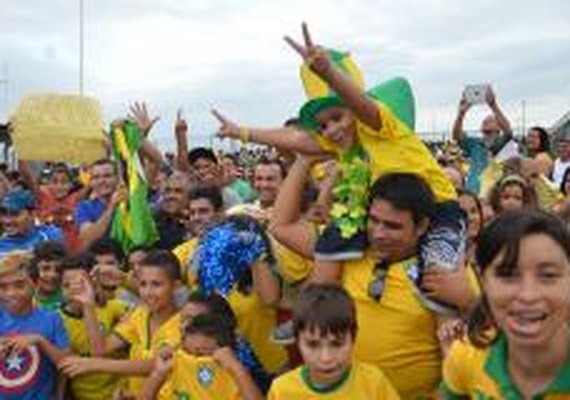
[212,346,241,372]
[175,108,188,135]
[71,272,96,307]
[128,102,160,136]
[211,109,240,140]
[284,22,332,76]
[485,85,497,107]
[458,94,472,115]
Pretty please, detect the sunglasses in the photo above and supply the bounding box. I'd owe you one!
[367,259,390,302]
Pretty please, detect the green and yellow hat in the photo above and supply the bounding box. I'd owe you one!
[298,49,415,132]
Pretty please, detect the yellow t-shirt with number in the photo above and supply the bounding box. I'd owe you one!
[61,299,128,400]
[314,101,456,201]
[159,350,241,400]
[441,335,570,399]
[268,361,400,399]
[341,254,441,399]
[173,239,288,374]
[112,305,181,396]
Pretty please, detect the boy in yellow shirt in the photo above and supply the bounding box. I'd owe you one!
[213,23,465,316]
[141,313,263,400]
[267,283,400,399]
[58,254,127,400]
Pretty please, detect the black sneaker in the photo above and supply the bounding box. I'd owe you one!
[314,225,367,261]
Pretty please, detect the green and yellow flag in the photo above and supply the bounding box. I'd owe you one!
[110,121,158,252]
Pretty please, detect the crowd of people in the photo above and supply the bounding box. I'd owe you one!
[1,23,569,399]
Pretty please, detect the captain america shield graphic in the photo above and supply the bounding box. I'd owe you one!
[0,345,41,395]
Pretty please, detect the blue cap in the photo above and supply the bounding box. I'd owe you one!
[0,190,36,213]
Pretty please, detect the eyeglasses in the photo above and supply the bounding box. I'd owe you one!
[368,259,390,302]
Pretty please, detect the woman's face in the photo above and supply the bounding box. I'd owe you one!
[526,129,541,152]
[483,233,570,349]
[459,194,482,241]
[499,183,524,212]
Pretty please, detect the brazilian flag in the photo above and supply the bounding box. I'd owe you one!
[110,121,158,252]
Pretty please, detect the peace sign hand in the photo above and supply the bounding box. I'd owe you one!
[211,108,240,140]
[284,22,332,77]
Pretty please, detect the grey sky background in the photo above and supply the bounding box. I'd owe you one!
[1,0,569,151]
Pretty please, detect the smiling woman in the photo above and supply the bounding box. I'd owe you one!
[440,210,570,399]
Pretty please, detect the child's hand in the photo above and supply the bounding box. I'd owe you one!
[212,346,241,373]
[284,22,332,77]
[58,356,94,377]
[154,345,174,376]
[71,272,96,307]
[211,109,240,140]
[437,318,465,357]
[1,334,41,358]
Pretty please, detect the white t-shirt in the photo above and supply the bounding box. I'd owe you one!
[552,158,570,186]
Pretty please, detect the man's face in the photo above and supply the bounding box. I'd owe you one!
[0,269,34,315]
[188,198,218,236]
[90,163,118,199]
[558,140,570,160]
[192,158,218,186]
[481,116,501,147]
[162,176,188,215]
[366,198,428,262]
[1,209,34,236]
[253,164,283,208]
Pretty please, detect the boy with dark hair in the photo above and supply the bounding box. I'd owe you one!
[58,254,128,400]
[31,240,67,311]
[89,239,126,303]
[142,313,263,400]
[0,250,70,399]
[268,283,399,399]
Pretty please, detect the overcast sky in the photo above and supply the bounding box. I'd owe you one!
[1,0,569,150]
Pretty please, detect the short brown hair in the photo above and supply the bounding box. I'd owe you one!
[293,283,357,340]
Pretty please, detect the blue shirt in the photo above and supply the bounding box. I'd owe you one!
[0,225,64,257]
[0,307,69,400]
[74,198,112,239]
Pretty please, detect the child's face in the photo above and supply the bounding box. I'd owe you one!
[49,171,71,200]
[36,260,62,296]
[183,332,219,357]
[0,269,34,314]
[127,250,147,283]
[138,266,175,313]
[297,328,354,386]
[93,254,123,292]
[315,106,356,149]
[500,183,524,212]
[61,269,85,311]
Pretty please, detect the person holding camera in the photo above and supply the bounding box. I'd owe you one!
[451,85,512,195]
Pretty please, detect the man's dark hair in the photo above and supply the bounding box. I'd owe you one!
[188,186,224,211]
[254,157,287,179]
[91,158,118,174]
[187,147,218,165]
[368,173,435,225]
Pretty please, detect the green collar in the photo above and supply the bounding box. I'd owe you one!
[300,365,351,394]
[485,332,570,398]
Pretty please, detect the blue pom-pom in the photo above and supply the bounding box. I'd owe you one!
[192,217,269,295]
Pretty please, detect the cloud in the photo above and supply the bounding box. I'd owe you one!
[1,0,569,149]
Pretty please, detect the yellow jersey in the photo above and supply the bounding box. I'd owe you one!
[158,350,241,400]
[60,299,128,400]
[441,335,570,399]
[112,305,181,396]
[173,239,288,374]
[341,254,441,398]
[314,101,456,202]
[268,361,400,399]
